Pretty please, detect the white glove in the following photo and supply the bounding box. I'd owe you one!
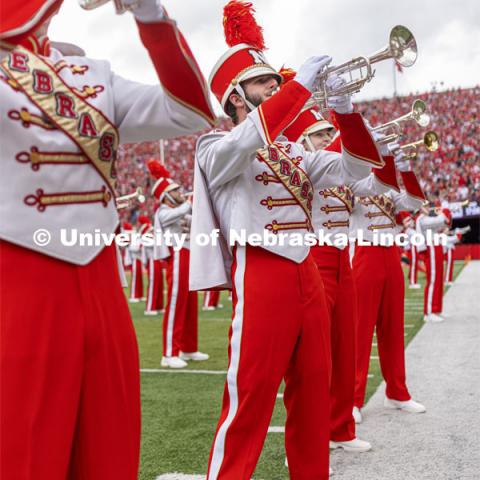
[295,55,332,92]
[325,74,353,114]
[394,150,411,171]
[369,129,390,156]
[123,0,164,23]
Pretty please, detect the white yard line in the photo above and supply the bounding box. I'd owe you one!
[141,368,227,375]
[268,426,285,433]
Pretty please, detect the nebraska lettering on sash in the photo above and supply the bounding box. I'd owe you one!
[2,46,118,192]
[33,70,53,94]
[256,143,313,226]
[369,195,395,223]
[327,186,354,213]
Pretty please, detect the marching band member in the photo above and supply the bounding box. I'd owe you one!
[189,2,384,478]
[139,215,165,315]
[397,211,422,288]
[121,221,134,271]
[416,204,450,322]
[284,107,398,454]
[148,160,209,368]
[203,290,224,311]
[128,218,146,302]
[0,0,215,477]
[350,150,427,423]
[443,225,470,285]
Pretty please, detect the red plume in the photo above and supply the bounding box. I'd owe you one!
[147,159,170,179]
[138,215,151,225]
[223,1,265,49]
[279,66,296,85]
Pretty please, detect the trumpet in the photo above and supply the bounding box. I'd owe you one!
[116,187,146,210]
[78,0,137,14]
[308,25,417,111]
[395,131,439,159]
[373,99,430,144]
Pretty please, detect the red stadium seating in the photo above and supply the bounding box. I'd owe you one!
[116,87,479,223]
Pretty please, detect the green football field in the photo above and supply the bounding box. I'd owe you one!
[127,260,464,480]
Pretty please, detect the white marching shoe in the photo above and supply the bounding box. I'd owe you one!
[202,306,216,311]
[330,438,372,453]
[285,458,333,475]
[180,351,210,361]
[161,356,188,369]
[352,406,362,424]
[424,313,444,323]
[384,397,426,414]
[409,283,421,289]
[144,310,159,316]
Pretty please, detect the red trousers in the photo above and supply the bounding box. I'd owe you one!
[203,290,221,308]
[352,245,410,407]
[207,246,331,480]
[145,258,164,312]
[424,245,445,314]
[408,245,419,285]
[444,248,454,283]
[0,241,140,480]
[311,245,356,442]
[163,248,198,357]
[129,257,144,301]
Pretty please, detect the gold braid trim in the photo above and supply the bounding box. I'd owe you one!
[8,108,56,130]
[368,222,396,231]
[16,147,89,170]
[260,197,298,210]
[265,219,311,234]
[24,186,111,212]
[323,220,350,229]
[255,172,281,185]
[321,205,349,214]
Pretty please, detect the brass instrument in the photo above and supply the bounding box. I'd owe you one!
[396,131,439,159]
[116,187,145,210]
[373,99,430,144]
[78,0,138,14]
[308,25,417,110]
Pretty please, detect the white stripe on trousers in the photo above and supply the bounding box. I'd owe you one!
[410,246,416,285]
[204,291,211,308]
[130,258,138,300]
[208,247,246,480]
[166,251,180,357]
[427,245,436,314]
[446,249,452,282]
[146,258,154,311]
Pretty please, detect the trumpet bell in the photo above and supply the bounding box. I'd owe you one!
[389,25,417,67]
[424,131,439,151]
[412,99,430,127]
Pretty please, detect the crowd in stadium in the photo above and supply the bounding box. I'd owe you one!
[117,86,479,223]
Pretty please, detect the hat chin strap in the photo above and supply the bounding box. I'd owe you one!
[165,191,183,206]
[304,135,316,153]
[234,83,257,112]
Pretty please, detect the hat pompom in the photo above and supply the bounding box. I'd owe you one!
[279,66,296,85]
[147,160,170,179]
[223,1,265,50]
